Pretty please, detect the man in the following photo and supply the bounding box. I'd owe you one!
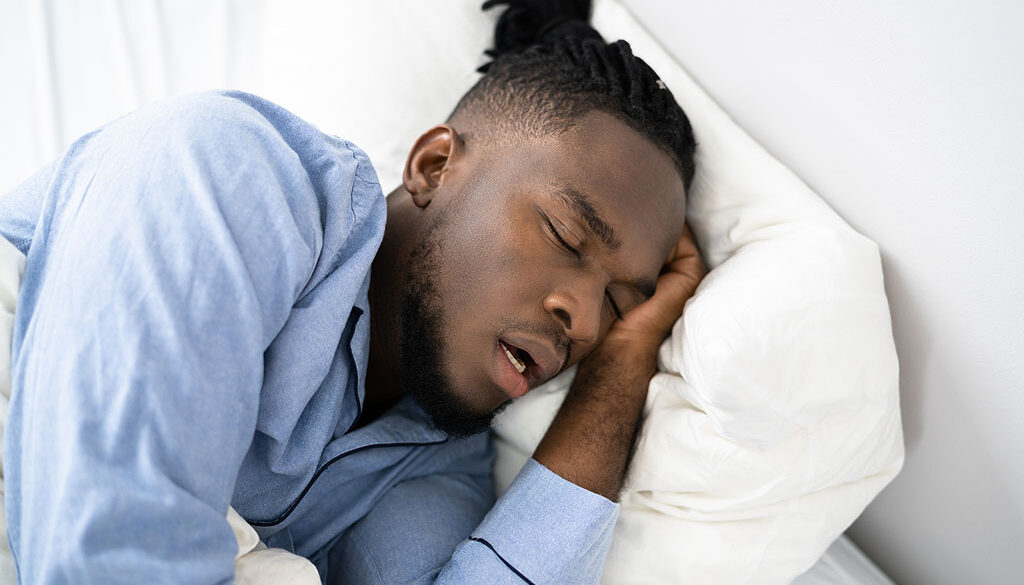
[0,2,703,584]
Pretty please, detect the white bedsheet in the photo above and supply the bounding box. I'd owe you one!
[0,238,23,585]
[794,536,896,585]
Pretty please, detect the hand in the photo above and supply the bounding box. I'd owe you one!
[534,225,706,500]
[603,223,707,353]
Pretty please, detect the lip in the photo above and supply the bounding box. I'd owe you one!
[493,341,530,399]
[498,333,564,388]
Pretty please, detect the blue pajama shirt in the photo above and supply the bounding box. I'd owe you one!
[0,91,618,585]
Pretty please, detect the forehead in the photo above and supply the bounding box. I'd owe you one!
[508,111,687,258]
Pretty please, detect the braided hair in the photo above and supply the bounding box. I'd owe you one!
[449,0,697,189]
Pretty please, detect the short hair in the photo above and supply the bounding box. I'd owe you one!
[449,0,697,189]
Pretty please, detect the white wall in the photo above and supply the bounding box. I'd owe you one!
[619,0,1024,583]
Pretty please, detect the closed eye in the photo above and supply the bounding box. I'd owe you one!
[606,291,624,320]
[542,213,581,259]
[540,208,623,321]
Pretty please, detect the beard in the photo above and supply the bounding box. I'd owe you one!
[399,220,504,437]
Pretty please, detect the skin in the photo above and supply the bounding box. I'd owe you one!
[366,109,706,501]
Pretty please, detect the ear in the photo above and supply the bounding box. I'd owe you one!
[402,124,462,208]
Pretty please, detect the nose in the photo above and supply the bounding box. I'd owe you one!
[542,278,603,346]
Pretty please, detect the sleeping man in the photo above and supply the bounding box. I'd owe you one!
[0,1,703,584]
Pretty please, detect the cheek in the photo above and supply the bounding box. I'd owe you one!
[435,213,539,316]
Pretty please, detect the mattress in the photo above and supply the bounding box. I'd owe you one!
[795,536,896,585]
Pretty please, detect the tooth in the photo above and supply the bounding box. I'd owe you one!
[501,343,526,374]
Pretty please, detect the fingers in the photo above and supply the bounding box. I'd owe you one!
[667,224,705,276]
[608,223,707,347]
[655,223,707,309]
[643,265,701,329]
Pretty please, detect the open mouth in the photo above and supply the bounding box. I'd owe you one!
[499,340,535,375]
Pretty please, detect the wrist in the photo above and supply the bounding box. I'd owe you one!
[579,335,659,381]
[596,329,665,359]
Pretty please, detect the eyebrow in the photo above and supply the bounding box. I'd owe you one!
[550,185,623,250]
[549,185,657,300]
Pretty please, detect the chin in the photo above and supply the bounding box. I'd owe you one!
[413,384,500,437]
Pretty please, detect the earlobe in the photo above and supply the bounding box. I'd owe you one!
[402,124,461,209]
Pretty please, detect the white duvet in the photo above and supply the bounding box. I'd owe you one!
[0,1,903,584]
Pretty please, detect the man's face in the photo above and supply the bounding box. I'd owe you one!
[399,111,687,435]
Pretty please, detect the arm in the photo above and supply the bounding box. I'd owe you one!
[5,94,320,585]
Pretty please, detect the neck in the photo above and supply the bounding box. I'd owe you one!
[363,186,420,425]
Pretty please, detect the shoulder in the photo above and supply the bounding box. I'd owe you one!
[84,91,386,292]
[106,90,384,232]
[129,91,312,163]
[147,91,384,215]
[151,90,266,123]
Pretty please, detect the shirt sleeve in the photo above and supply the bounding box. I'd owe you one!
[436,459,619,585]
[330,453,619,585]
[4,93,324,585]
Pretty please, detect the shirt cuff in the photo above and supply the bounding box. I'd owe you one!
[471,458,619,584]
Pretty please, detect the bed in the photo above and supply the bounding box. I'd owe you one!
[0,1,906,583]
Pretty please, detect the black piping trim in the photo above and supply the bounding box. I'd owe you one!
[468,537,536,584]
[248,437,449,527]
[343,312,364,435]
